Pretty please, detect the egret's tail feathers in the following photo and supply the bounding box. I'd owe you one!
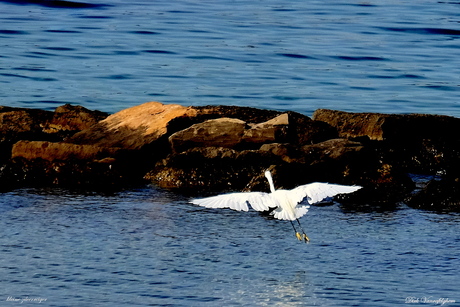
[271,205,310,220]
[295,205,310,219]
[271,207,291,220]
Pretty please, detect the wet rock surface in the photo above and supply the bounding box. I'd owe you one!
[0,102,459,211]
[0,104,107,163]
[313,109,460,175]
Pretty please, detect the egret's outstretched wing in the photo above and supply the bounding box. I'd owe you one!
[191,192,277,212]
[289,182,362,205]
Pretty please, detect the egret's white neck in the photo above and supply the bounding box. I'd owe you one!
[264,170,276,193]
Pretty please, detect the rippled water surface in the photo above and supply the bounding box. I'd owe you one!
[1,0,460,115]
[1,187,459,306]
[1,0,460,306]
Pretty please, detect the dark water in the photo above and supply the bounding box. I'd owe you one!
[1,0,460,306]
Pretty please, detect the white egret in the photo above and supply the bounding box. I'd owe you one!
[190,170,362,242]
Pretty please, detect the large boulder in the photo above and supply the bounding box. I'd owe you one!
[313,109,460,142]
[313,109,390,141]
[169,118,247,153]
[313,109,460,175]
[69,101,198,150]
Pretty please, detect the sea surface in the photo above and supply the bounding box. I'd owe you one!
[1,0,460,116]
[1,0,460,306]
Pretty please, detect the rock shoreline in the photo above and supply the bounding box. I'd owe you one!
[2,101,460,212]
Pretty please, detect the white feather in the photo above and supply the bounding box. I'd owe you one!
[191,192,277,212]
[190,171,362,221]
[291,182,362,204]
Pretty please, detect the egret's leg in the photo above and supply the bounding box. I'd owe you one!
[296,219,310,242]
[290,220,303,241]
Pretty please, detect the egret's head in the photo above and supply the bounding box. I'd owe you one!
[264,170,271,178]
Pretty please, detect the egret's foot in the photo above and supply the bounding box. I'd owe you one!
[295,232,303,241]
[303,234,310,242]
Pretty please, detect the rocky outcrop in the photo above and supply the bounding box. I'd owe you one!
[0,105,111,189]
[1,102,460,211]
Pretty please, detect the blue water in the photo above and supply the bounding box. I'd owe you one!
[1,0,460,115]
[1,0,460,306]
[1,187,459,306]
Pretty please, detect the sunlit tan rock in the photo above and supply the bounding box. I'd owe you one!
[70,101,197,150]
